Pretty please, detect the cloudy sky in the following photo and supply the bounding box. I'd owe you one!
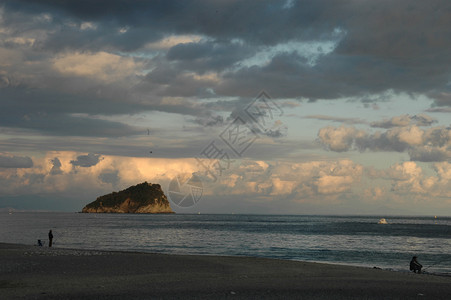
[1,0,450,215]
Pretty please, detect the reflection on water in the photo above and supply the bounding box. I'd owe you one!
[1,212,450,274]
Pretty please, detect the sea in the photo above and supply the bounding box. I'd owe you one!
[1,212,450,275]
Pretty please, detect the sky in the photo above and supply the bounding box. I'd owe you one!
[0,0,451,215]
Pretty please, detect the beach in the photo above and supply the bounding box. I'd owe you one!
[1,243,451,299]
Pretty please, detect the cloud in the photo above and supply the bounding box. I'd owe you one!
[370,114,437,128]
[428,92,451,107]
[412,114,439,126]
[0,152,204,199]
[1,151,450,213]
[222,92,287,139]
[0,109,145,138]
[145,34,204,50]
[52,51,144,83]
[98,170,119,186]
[367,161,451,202]
[70,153,102,167]
[166,40,255,73]
[49,157,62,175]
[318,115,451,161]
[0,152,364,206]
[251,122,288,138]
[382,161,448,197]
[426,107,451,113]
[2,1,451,215]
[208,159,364,201]
[317,126,367,152]
[0,153,33,168]
[363,186,386,202]
[3,0,451,103]
[408,146,450,162]
[305,115,367,125]
[2,0,451,154]
[193,114,224,127]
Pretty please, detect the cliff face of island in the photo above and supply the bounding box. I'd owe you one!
[82,182,174,214]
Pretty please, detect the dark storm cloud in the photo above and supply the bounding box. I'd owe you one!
[0,111,143,138]
[217,47,450,101]
[0,86,147,137]
[3,0,451,103]
[2,0,451,155]
[142,67,217,98]
[167,40,255,73]
[0,153,33,168]
[0,75,147,117]
[70,153,102,167]
[4,0,337,47]
[428,92,451,107]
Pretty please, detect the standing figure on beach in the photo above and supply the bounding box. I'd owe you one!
[410,256,422,273]
[48,230,53,247]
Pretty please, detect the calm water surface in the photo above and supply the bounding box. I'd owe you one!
[1,212,450,275]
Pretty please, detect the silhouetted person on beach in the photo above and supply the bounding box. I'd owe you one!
[48,230,53,247]
[410,256,422,273]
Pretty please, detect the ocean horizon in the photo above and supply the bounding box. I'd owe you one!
[1,211,450,276]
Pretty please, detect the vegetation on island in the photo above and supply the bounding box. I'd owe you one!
[82,182,174,213]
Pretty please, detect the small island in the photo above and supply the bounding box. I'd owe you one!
[82,182,174,214]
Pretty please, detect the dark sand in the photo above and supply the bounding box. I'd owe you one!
[1,243,451,299]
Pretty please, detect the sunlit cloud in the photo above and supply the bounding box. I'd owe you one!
[145,34,205,50]
[52,51,144,82]
[318,120,451,162]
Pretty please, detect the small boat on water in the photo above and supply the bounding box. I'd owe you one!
[378,218,388,224]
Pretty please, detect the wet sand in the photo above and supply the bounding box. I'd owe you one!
[1,243,451,299]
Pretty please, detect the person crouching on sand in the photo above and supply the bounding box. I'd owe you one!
[410,256,422,273]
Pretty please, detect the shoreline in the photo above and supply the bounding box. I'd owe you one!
[4,241,448,277]
[2,243,451,299]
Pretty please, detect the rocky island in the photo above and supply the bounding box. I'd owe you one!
[82,182,174,214]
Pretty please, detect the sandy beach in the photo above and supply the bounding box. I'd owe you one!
[1,243,451,299]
